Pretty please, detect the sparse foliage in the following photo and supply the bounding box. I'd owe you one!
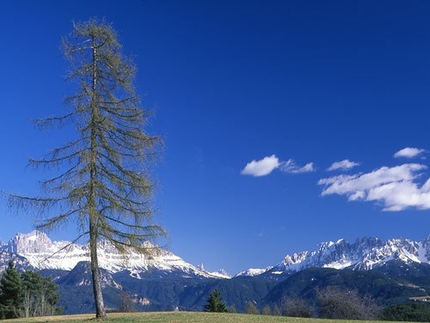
[261,305,272,315]
[227,304,237,313]
[8,18,165,319]
[244,300,259,314]
[283,296,315,318]
[203,289,227,313]
[317,286,379,320]
[272,304,282,316]
[118,291,136,313]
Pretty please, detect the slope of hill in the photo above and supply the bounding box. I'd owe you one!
[263,267,430,307]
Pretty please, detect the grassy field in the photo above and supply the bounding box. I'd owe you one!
[3,312,405,323]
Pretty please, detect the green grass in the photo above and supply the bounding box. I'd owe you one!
[3,312,408,323]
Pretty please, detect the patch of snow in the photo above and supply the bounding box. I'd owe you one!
[323,260,352,270]
[418,242,430,263]
[235,267,269,277]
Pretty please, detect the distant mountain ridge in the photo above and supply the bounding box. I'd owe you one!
[2,231,430,278]
[262,235,430,277]
[0,230,230,279]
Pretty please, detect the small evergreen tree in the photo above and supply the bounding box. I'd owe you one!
[0,262,23,319]
[203,289,227,312]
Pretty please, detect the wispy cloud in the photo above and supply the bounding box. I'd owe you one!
[318,163,430,211]
[394,147,426,159]
[241,155,280,177]
[281,159,315,174]
[257,229,265,237]
[241,155,314,177]
[327,159,360,172]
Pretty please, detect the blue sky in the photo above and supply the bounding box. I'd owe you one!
[1,0,430,275]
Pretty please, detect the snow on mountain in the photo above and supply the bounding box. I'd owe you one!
[209,269,231,279]
[262,235,430,276]
[235,267,273,277]
[4,231,229,279]
[5,231,430,278]
[8,230,54,254]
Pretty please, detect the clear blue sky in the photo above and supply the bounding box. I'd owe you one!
[1,0,430,275]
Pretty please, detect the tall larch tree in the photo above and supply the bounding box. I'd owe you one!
[9,18,165,318]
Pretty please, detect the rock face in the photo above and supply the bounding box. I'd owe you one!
[8,230,53,254]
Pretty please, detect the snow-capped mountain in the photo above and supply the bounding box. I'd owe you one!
[236,267,274,277]
[1,230,230,279]
[261,236,430,276]
[4,231,430,280]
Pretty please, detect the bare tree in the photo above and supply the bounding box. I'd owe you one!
[8,18,165,318]
[244,301,259,314]
[118,291,136,313]
[283,296,315,318]
[261,305,272,315]
[272,304,282,316]
[317,286,379,320]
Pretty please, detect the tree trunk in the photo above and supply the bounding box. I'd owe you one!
[89,35,106,319]
[90,226,105,318]
[23,290,30,318]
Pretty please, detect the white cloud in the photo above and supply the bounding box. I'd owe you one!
[327,159,360,171]
[241,155,280,177]
[241,156,314,177]
[281,159,315,174]
[318,163,430,211]
[394,147,426,159]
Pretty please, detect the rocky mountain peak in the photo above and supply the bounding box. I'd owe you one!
[8,230,53,254]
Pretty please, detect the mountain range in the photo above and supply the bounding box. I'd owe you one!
[0,230,228,279]
[2,230,430,313]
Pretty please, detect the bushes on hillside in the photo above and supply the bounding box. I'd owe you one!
[380,303,430,322]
